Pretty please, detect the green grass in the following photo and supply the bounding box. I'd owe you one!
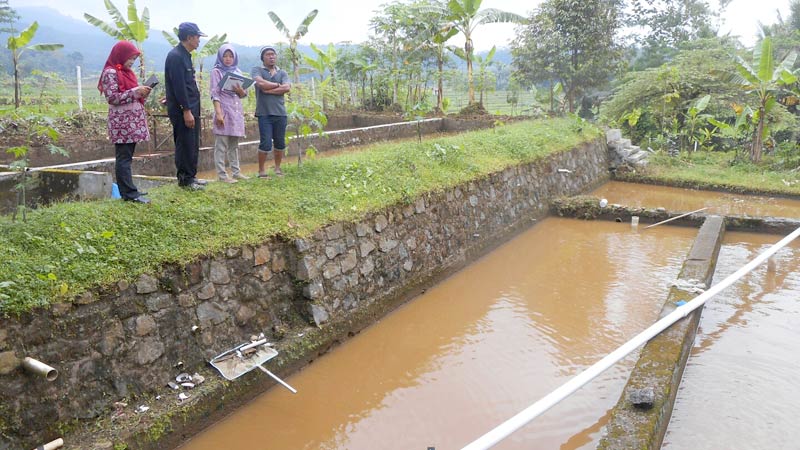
[0,118,600,315]
[625,151,800,196]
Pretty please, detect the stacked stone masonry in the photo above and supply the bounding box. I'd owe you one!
[0,139,608,448]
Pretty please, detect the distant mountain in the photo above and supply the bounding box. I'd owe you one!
[1,6,511,79]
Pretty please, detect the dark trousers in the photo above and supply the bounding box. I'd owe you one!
[169,107,201,186]
[115,142,141,200]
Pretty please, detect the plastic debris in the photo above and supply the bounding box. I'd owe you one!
[178,392,190,402]
[167,381,180,390]
[136,405,150,413]
[191,325,200,332]
[599,198,608,208]
[176,373,192,383]
[192,373,205,385]
[180,382,195,389]
[676,300,688,307]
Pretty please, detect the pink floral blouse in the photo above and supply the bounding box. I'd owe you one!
[100,68,150,144]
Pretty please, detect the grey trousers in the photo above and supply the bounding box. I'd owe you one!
[214,135,242,179]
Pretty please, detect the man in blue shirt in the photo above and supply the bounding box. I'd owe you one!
[165,22,206,190]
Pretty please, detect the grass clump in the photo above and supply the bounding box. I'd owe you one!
[631,151,800,196]
[0,118,600,315]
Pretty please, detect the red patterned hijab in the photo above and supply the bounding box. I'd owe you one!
[99,41,142,103]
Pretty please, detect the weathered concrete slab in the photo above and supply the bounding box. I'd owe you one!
[597,216,725,450]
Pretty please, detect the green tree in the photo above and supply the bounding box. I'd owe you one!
[6,22,63,109]
[442,0,524,105]
[732,37,797,163]
[0,0,19,35]
[268,9,318,84]
[627,0,730,68]
[512,0,623,112]
[84,0,150,79]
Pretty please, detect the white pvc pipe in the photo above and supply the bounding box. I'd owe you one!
[22,357,58,381]
[462,226,800,450]
[32,437,63,450]
[76,66,82,111]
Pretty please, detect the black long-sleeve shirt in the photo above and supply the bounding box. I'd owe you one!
[164,43,199,113]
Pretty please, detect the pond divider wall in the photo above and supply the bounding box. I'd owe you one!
[0,138,607,449]
[597,216,725,449]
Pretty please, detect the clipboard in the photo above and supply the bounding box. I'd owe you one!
[218,72,254,92]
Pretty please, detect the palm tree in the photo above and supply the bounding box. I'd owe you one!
[6,22,62,108]
[732,37,797,163]
[84,0,149,79]
[268,9,319,84]
[442,0,524,104]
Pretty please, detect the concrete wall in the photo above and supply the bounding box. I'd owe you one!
[598,216,725,449]
[0,169,113,215]
[0,138,609,449]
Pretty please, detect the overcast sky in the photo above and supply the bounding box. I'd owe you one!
[15,0,793,50]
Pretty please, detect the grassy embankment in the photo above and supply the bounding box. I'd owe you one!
[0,117,600,315]
[619,151,800,196]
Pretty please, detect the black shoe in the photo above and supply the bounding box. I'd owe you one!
[137,191,148,196]
[182,182,205,191]
[124,196,151,204]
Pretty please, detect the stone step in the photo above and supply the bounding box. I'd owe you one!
[606,129,622,142]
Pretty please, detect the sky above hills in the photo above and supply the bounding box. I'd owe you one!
[12,0,794,51]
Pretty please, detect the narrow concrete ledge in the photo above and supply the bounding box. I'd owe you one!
[551,196,800,235]
[597,216,725,449]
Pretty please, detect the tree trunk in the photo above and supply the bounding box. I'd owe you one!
[752,106,765,163]
[13,51,20,109]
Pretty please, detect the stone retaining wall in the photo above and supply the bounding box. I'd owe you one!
[0,138,608,449]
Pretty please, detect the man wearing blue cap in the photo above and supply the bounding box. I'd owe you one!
[165,22,207,190]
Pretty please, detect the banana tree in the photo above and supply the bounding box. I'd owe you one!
[732,37,797,163]
[268,9,318,84]
[442,0,525,104]
[84,0,149,79]
[6,21,63,108]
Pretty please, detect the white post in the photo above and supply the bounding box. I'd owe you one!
[462,226,800,450]
[76,65,83,111]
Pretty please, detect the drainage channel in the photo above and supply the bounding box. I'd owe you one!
[177,217,696,450]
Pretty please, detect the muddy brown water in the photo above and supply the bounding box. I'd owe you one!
[179,218,695,450]
[591,181,800,218]
[662,232,800,449]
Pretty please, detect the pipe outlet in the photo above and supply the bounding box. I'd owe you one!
[22,357,58,381]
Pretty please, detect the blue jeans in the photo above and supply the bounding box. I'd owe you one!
[257,115,287,152]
